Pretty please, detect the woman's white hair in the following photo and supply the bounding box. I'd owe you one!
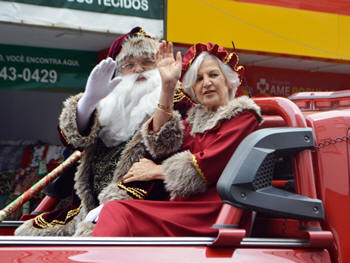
[182,52,240,103]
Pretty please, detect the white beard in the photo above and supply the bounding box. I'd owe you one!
[97,69,161,147]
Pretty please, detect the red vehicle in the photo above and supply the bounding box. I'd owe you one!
[0,91,349,263]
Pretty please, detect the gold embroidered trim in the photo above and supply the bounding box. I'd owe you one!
[132,187,147,195]
[136,28,148,37]
[224,52,234,64]
[236,65,245,85]
[174,85,195,104]
[224,51,244,86]
[192,154,208,184]
[117,182,146,200]
[34,204,82,229]
[174,92,185,103]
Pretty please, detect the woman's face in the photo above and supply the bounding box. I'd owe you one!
[193,57,231,111]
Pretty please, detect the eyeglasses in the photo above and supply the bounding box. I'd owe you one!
[121,57,156,73]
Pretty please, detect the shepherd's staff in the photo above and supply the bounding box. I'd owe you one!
[0,150,83,222]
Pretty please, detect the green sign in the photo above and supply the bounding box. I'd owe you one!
[2,0,164,19]
[0,44,97,91]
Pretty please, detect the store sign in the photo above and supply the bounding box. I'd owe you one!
[0,44,97,91]
[237,0,350,16]
[1,0,163,19]
[254,77,318,97]
[167,0,350,62]
[246,66,350,97]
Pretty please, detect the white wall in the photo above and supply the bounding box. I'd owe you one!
[0,89,75,145]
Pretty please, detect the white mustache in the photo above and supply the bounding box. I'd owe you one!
[124,68,158,82]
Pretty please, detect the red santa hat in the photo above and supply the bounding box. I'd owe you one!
[181,42,245,83]
[107,27,159,66]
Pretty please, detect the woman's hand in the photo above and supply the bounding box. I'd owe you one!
[122,158,164,184]
[150,41,182,132]
[156,41,182,93]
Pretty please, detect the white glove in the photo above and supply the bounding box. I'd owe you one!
[84,204,104,223]
[77,58,122,133]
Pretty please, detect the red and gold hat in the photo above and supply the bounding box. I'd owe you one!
[107,27,158,66]
[181,42,245,85]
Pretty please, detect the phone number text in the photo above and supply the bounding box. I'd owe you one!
[0,66,58,83]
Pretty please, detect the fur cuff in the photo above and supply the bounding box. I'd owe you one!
[141,111,184,159]
[59,93,100,148]
[162,150,207,200]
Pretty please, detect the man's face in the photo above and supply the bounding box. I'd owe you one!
[120,55,156,81]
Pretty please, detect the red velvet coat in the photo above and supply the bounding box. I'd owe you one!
[92,104,261,237]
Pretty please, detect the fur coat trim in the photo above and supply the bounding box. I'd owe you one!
[59,93,101,148]
[140,112,206,199]
[98,129,148,204]
[73,221,95,237]
[141,111,184,159]
[74,144,98,214]
[186,96,262,136]
[162,150,207,200]
[73,116,152,233]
